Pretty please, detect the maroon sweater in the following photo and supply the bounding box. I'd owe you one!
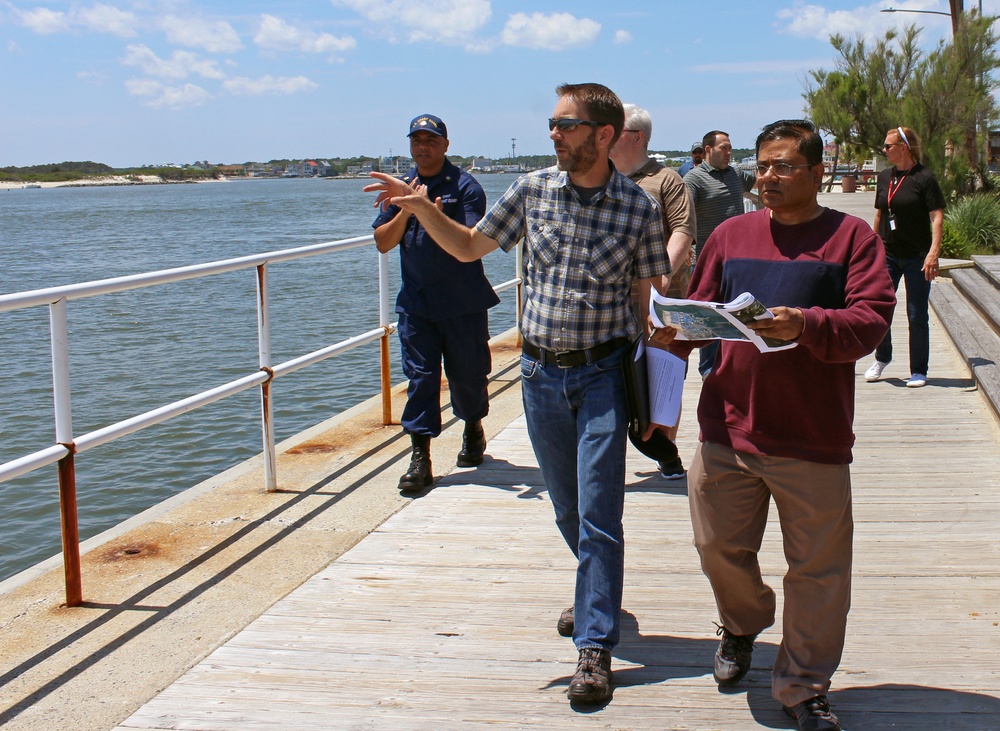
[683,207,895,464]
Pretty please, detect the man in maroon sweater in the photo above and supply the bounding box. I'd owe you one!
[667,120,895,731]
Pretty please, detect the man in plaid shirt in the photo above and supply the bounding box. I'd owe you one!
[367,82,671,705]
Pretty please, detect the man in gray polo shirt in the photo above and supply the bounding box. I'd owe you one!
[684,130,758,377]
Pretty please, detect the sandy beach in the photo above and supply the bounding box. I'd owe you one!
[1,175,176,190]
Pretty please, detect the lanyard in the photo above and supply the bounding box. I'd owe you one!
[886,168,910,213]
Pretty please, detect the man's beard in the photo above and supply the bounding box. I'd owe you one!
[557,130,598,174]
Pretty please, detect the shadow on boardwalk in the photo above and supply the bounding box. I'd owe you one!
[112,291,1000,730]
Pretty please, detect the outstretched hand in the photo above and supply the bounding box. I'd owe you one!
[364,172,441,213]
[363,172,415,211]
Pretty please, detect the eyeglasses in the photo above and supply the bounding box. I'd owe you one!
[548,118,603,132]
[755,162,814,177]
[882,143,901,150]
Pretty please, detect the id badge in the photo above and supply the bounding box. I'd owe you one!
[888,214,896,231]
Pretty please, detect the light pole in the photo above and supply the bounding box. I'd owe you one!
[881,6,957,35]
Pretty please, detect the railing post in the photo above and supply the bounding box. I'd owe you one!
[50,298,82,607]
[515,240,523,347]
[378,251,393,426]
[256,264,277,492]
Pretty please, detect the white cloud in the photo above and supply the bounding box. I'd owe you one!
[775,1,947,40]
[500,12,600,50]
[77,70,106,84]
[17,8,71,34]
[254,14,356,55]
[76,4,137,38]
[691,59,833,75]
[160,14,243,53]
[15,4,137,37]
[223,75,319,96]
[125,78,213,110]
[122,44,225,80]
[335,0,491,47]
[613,29,633,45]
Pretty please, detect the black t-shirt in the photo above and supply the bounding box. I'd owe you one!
[874,163,946,258]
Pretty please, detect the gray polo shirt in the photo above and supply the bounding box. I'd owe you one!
[684,162,756,254]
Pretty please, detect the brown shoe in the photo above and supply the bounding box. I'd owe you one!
[567,647,612,704]
[783,695,842,731]
[557,606,574,637]
[713,623,757,686]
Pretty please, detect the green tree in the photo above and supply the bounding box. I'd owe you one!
[804,12,1000,195]
[805,26,920,154]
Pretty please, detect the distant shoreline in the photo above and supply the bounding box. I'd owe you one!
[0,171,533,191]
[0,174,176,190]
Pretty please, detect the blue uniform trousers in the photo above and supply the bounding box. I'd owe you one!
[398,310,491,437]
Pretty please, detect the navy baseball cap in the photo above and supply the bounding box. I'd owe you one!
[690,142,704,152]
[407,114,448,139]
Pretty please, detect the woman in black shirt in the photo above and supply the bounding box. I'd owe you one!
[864,126,945,388]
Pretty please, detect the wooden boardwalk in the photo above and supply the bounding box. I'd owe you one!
[115,308,1000,731]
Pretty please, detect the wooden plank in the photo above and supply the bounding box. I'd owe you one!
[115,293,1000,731]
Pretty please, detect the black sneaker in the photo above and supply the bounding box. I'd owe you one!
[783,695,842,731]
[557,606,574,637]
[657,456,685,480]
[713,623,756,686]
[567,647,612,704]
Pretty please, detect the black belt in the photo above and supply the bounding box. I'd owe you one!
[522,337,629,368]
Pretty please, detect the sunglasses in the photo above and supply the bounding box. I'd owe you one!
[548,118,603,132]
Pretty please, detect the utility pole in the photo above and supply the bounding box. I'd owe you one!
[949,0,963,36]
[511,138,516,164]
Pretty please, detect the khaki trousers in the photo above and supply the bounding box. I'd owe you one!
[688,440,853,706]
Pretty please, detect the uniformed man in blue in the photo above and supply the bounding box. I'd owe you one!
[372,114,499,495]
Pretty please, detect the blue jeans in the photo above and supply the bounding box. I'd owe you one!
[520,346,628,651]
[875,254,931,376]
[698,340,719,378]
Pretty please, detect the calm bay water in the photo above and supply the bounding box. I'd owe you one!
[0,175,521,582]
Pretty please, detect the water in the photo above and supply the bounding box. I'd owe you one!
[0,174,522,582]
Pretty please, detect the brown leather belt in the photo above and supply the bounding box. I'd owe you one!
[521,337,629,368]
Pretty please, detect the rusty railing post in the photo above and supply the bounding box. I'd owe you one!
[378,251,393,425]
[50,297,82,606]
[256,264,277,492]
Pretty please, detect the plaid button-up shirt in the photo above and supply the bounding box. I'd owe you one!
[477,166,669,352]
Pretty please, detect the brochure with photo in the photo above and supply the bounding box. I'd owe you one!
[649,290,797,353]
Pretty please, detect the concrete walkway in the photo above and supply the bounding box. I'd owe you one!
[4,190,998,730]
[111,266,1000,730]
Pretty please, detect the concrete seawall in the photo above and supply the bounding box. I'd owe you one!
[0,330,525,731]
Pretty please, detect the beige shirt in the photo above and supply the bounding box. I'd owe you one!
[629,158,695,298]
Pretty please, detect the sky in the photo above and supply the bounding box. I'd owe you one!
[1,0,995,167]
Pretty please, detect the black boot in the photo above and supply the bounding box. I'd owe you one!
[398,433,433,495]
[456,420,486,467]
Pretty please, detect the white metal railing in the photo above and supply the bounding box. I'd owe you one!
[0,235,523,606]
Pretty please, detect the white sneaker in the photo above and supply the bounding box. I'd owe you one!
[906,373,927,388]
[864,361,888,382]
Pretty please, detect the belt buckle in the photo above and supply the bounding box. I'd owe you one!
[553,350,575,368]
